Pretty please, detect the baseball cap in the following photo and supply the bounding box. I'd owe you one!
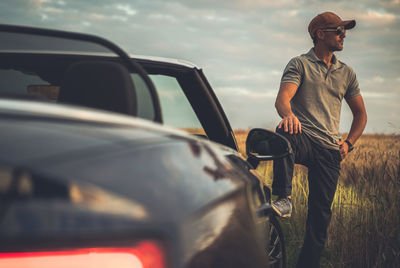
[308,12,356,38]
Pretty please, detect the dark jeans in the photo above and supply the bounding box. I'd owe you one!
[272,128,342,268]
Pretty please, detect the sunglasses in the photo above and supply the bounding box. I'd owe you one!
[322,26,346,35]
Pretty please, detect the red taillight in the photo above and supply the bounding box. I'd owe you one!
[0,240,166,268]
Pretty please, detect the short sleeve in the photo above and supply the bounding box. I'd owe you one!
[344,67,360,100]
[281,57,304,86]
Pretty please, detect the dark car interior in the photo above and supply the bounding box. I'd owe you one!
[0,54,152,117]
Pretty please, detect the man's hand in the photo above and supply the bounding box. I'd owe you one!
[336,140,348,160]
[336,95,367,161]
[278,114,302,134]
[275,82,301,134]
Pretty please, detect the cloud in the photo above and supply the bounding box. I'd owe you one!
[380,0,400,13]
[356,9,397,26]
[148,14,177,23]
[363,92,387,98]
[116,4,137,16]
[366,76,385,84]
[112,16,129,22]
[81,21,91,27]
[204,15,231,22]
[226,71,280,82]
[232,0,300,9]
[41,6,62,14]
[29,0,47,8]
[40,13,49,21]
[217,87,277,99]
[164,0,301,10]
[90,13,107,20]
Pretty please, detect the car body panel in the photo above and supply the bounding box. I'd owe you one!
[0,100,268,267]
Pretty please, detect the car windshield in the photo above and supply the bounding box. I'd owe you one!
[0,31,111,54]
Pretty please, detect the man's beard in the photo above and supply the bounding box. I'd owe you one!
[329,43,343,52]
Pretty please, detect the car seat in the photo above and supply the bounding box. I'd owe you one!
[58,61,137,116]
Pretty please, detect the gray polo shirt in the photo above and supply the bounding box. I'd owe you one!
[281,48,360,150]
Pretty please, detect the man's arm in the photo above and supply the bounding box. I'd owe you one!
[275,82,302,134]
[338,95,367,159]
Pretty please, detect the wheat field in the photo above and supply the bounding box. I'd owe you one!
[234,131,400,268]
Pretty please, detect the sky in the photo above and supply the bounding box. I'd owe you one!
[1,0,399,133]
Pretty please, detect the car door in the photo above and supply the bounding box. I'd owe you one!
[134,59,237,149]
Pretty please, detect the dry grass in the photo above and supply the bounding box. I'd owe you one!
[234,130,400,268]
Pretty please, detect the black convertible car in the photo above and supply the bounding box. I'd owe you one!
[0,25,291,268]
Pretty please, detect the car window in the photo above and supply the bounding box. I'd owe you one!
[149,74,206,136]
[0,53,159,123]
[0,69,56,100]
[130,73,155,121]
[0,69,47,92]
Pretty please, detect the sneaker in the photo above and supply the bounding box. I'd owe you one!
[271,197,292,218]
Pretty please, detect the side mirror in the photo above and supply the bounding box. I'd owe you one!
[246,128,292,167]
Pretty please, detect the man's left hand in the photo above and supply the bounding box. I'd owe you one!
[336,140,348,160]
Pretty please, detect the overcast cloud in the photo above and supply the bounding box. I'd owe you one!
[1,0,399,132]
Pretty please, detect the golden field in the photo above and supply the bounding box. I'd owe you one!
[234,131,400,268]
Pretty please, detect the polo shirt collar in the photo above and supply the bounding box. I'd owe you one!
[306,48,341,69]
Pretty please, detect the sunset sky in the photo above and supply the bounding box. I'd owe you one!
[1,0,399,133]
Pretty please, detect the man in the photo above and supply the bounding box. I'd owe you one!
[271,12,367,267]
